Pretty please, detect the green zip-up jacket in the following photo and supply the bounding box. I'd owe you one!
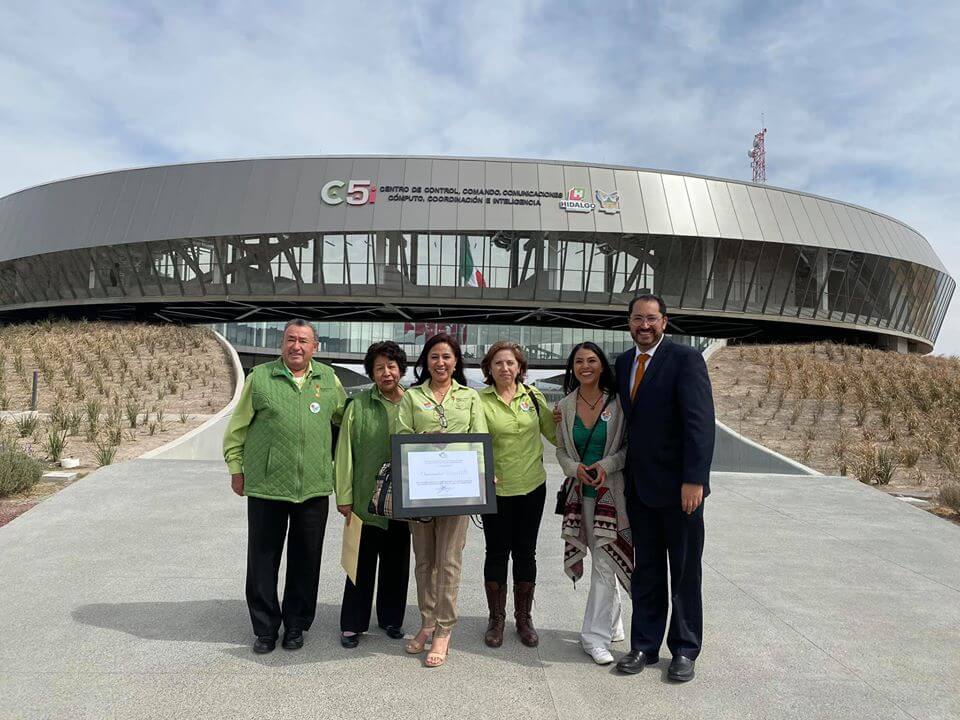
[333,386,402,529]
[223,358,346,503]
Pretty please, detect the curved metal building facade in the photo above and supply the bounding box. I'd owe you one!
[0,156,952,352]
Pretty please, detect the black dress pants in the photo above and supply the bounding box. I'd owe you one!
[624,493,704,660]
[481,482,546,585]
[246,495,329,639]
[339,520,411,633]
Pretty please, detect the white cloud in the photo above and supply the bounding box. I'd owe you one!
[0,0,956,351]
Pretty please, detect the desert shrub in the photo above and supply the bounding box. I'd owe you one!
[14,413,39,437]
[874,446,900,485]
[67,409,83,436]
[899,446,921,468]
[854,402,869,427]
[124,400,141,429]
[851,443,899,485]
[85,398,102,424]
[50,403,68,432]
[94,441,118,467]
[939,483,960,513]
[0,440,43,497]
[45,428,68,461]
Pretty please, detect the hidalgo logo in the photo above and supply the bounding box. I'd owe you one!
[595,189,621,214]
[559,187,595,213]
[321,180,377,206]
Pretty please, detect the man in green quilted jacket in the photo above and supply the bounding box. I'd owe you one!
[223,319,346,654]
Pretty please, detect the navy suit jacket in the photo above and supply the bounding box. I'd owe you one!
[615,338,716,508]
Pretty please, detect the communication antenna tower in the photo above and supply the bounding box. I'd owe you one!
[747,124,767,183]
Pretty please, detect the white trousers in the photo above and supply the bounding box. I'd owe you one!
[580,496,624,650]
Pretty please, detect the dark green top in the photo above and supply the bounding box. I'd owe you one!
[573,415,607,499]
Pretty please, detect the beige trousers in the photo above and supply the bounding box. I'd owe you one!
[410,515,470,636]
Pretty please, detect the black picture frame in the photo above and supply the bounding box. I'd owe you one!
[390,433,496,518]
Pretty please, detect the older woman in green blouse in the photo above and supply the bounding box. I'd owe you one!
[478,341,557,649]
[395,332,487,668]
[334,341,410,649]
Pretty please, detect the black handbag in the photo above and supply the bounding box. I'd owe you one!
[554,477,570,515]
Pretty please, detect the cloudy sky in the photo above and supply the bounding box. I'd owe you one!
[1,1,957,353]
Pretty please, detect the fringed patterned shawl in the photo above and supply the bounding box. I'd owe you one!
[560,476,634,594]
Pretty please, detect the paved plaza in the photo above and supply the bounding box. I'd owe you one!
[1,450,958,720]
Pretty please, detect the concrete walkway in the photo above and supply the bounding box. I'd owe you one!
[1,453,958,719]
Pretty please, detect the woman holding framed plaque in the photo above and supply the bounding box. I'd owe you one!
[478,341,557,649]
[555,342,633,666]
[395,332,488,668]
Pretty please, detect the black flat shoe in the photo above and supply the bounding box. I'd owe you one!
[253,636,277,654]
[340,633,360,649]
[615,650,659,674]
[379,624,404,640]
[281,628,304,651]
[668,655,696,682]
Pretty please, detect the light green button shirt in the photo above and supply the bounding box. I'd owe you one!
[395,380,488,435]
[479,383,557,496]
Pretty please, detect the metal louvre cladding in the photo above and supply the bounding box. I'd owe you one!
[0,156,953,353]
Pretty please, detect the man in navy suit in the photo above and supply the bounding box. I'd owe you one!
[614,294,715,682]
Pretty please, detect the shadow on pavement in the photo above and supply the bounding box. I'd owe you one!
[71,599,594,668]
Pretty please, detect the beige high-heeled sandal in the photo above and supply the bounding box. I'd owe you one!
[404,627,435,654]
[425,634,450,667]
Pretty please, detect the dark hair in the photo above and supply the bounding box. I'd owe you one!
[562,342,617,395]
[480,341,528,385]
[413,332,468,386]
[627,294,667,317]
[282,318,317,341]
[363,341,408,379]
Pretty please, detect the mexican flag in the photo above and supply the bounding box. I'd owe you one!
[459,240,486,287]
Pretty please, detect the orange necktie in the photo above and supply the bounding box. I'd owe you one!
[631,354,649,401]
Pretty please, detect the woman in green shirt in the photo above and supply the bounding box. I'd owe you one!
[555,342,633,666]
[395,332,488,668]
[478,341,557,649]
[334,341,410,649]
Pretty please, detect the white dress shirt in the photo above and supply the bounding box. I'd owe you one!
[630,335,665,391]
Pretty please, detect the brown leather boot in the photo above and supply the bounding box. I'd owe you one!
[484,581,507,648]
[514,581,539,647]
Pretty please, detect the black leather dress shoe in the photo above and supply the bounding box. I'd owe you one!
[340,633,360,649]
[253,636,277,654]
[281,628,304,650]
[615,650,659,674]
[379,624,404,640]
[668,655,696,682]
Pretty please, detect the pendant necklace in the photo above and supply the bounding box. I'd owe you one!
[578,389,603,409]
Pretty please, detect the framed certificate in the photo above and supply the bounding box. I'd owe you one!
[390,433,496,518]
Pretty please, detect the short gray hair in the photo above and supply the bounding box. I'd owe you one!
[282,319,317,342]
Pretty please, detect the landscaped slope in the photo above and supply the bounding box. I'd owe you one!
[0,320,234,524]
[710,342,960,520]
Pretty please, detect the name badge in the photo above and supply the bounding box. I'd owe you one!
[600,409,612,422]
[309,402,321,414]
[421,401,435,410]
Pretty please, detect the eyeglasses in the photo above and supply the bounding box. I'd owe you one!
[434,404,447,430]
[629,314,663,325]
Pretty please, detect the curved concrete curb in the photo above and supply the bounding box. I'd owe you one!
[705,339,820,476]
[139,330,243,461]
